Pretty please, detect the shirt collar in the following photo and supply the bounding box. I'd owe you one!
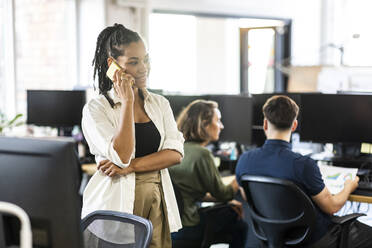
[108,87,150,106]
[263,139,292,149]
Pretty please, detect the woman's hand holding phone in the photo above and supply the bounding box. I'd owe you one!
[107,59,135,103]
[113,69,135,103]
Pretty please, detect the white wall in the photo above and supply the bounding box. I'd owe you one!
[149,0,323,66]
[195,18,240,94]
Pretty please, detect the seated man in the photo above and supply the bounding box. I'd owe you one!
[235,95,372,247]
[169,99,247,248]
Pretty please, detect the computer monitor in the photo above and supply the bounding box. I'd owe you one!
[163,94,201,120]
[207,95,253,145]
[0,137,83,248]
[27,90,86,128]
[165,94,253,145]
[300,93,372,143]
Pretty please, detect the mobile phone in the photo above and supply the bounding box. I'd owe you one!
[106,60,123,82]
[106,60,135,87]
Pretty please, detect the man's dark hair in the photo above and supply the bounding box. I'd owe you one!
[92,23,142,107]
[262,95,299,130]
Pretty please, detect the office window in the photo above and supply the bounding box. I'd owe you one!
[78,0,105,88]
[0,0,104,117]
[0,0,17,117]
[149,13,289,95]
[246,28,275,94]
[148,13,240,94]
[14,0,77,114]
[148,14,197,93]
[239,19,289,94]
[341,0,372,66]
[0,1,6,113]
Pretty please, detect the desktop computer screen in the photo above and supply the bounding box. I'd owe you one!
[165,94,253,145]
[163,94,201,120]
[207,95,253,145]
[27,90,86,127]
[300,93,372,143]
[0,137,83,248]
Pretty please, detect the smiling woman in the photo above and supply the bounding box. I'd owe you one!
[81,23,185,248]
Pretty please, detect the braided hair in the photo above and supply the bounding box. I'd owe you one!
[92,23,142,107]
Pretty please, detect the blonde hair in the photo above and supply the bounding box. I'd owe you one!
[177,99,218,142]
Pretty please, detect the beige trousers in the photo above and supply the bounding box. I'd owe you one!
[133,171,171,248]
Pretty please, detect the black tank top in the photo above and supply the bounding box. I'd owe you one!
[135,121,161,158]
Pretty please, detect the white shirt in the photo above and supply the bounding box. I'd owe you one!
[81,88,184,232]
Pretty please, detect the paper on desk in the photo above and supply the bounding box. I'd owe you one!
[318,164,358,195]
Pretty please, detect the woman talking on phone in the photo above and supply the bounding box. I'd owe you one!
[81,23,184,248]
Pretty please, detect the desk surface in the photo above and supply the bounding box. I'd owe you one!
[349,194,372,204]
[82,163,96,176]
[81,163,372,204]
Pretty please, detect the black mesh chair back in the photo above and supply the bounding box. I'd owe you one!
[81,210,153,248]
[241,175,316,248]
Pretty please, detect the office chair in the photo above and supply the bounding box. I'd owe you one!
[171,182,233,248]
[241,175,364,248]
[81,210,153,248]
[0,201,32,248]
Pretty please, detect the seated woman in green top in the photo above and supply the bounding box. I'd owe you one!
[169,99,248,248]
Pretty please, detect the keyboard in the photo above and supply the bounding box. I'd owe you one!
[357,181,372,191]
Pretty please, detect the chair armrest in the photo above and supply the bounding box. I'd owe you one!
[332,213,366,248]
[331,213,366,225]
